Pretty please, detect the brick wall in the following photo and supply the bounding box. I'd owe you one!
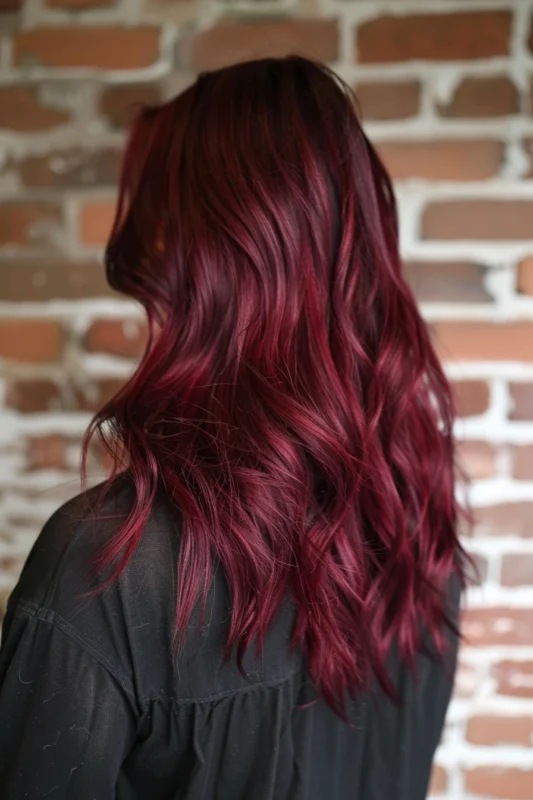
[1,0,533,797]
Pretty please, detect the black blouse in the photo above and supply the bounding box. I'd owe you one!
[0,479,460,799]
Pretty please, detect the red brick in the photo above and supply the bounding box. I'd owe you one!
[495,660,533,698]
[377,140,502,181]
[46,0,114,7]
[354,81,420,121]
[510,383,533,421]
[465,768,533,799]
[84,319,146,357]
[512,445,533,480]
[452,381,490,417]
[0,203,61,247]
[462,607,533,647]
[16,149,121,188]
[438,77,520,118]
[0,260,112,301]
[422,201,533,241]
[5,376,126,413]
[0,590,10,623]
[456,440,497,480]
[0,0,21,11]
[521,140,533,179]
[5,379,62,413]
[0,320,62,362]
[74,377,127,411]
[14,27,161,70]
[433,322,533,363]
[0,556,25,575]
[468,504,533,539]
[403,262,490,303]
[356,12,511,64]
[467,715,533,746]
[180,19,338,71]
[502,554,533,587]
[79,200,116,246]
[26,434,66,471]
[528,20,533,57]
[0,86,69,132]
[100,83,161,129]
[517,257,533,295]
[428,764,447,795]
[470,552,489,583]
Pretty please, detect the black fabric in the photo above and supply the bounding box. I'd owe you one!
[0,478,460,799]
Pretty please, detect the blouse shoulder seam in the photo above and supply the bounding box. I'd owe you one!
[141,667,303,706]
[10,599,137,703]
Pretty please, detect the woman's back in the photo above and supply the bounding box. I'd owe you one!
[0,55,467,798]
[0,478,460,799]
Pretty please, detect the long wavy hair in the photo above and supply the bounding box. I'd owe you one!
[83,55,469,715]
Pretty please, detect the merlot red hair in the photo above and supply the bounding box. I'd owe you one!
[83,56,469,715]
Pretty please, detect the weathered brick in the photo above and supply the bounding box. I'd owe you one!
[452,381,490,417]
[5,379,62,413]
[495,660,533,698]
[14,27,161,69]
[357,12,511,64]
[0,320,63,362]
[433,322,533,362]
[502,554,533,587]
[180,19,338,71]
[79,200,116,246]
[517,257,533,295]
[0,590,11,624]
[527,19,533,57]
[100,83,161,129]
[512,445,533,480]
[468,504,533,539]
[74,377,127,411]
[0,259,112,301]
[354,80,420,121]
[438,77,520,118]
[46,0,115,7]
[16,149,121,188]
[510,383,533,421]
[0,0,21,11]
[470,552,489,583]
[456,440,497,480]
[5,376,126,413]
[428,764,447,795]
[0,86,69,132]
[0,203,61,247]
[465,768,533,799]
[84,319,146,357]
[522,139,533,179]
[403,262,490,303]
[377,140,502,181]
[467,714,533,746]
[462,607,533,647]
[26,434,66,471]
[422,201,533,241]
[0,556,25,576]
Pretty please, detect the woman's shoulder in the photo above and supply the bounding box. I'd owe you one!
[9,478,129,607]
[5,476,302,705]
[3,477,182,697]
[6,476,178,643]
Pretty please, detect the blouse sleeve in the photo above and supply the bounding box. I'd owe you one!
[0,602,138,799]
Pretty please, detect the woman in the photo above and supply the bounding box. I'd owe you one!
[0,56,468,799]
